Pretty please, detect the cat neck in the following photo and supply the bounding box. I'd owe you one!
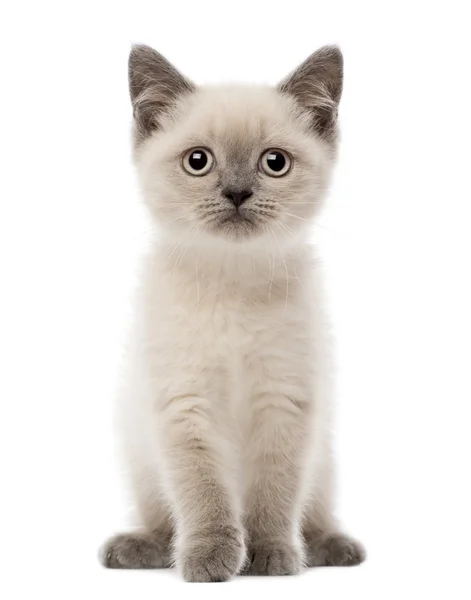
[157,231,313,291]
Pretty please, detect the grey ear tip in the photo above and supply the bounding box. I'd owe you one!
[129,43,151,59]
[130,42,151,51]
[129,44,166,67]
[319,44,343,63]
[129,44,144,68]
[325,44,342,53]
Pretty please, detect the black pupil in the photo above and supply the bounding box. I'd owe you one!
[189,150,208,171]
[266,151,285,172]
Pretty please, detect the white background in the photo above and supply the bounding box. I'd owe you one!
[1,1,470,598]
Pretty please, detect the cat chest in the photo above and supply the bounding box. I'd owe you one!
[193,296,272,358]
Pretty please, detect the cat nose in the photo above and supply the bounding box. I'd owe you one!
[224,190,253,208]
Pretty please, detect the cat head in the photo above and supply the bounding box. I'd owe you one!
[129,44,343,246]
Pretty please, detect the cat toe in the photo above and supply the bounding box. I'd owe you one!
[100,532,168,569]
[244,539,302,576]
[306,532,366,567]
[180,526,245,582]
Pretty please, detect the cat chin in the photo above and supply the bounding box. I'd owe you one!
[209,217,261,241]
[167,222,275,254]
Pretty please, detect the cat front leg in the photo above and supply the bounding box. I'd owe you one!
[156,384,246,581]
[243,356,314,575]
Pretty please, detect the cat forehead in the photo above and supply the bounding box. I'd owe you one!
[170,85,307,149]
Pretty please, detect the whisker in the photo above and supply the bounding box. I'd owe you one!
[278,211,307,222]
[167,223,195,261]
[269,224,290,311]
[275,220,301,245]
[195,244,201,304]
[173,223,201,275]
[292,258,305,289]
[265,224,275,303]
[165,215,187,225]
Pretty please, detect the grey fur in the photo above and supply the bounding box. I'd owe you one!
[180,525,245,582]
[100,530,172,569]
[243,539,302,576]
[303,528,366,567]
[100,524,365,572]
[128,44,195,143]
[279,45,343,141]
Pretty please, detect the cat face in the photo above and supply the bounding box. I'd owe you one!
[130,45,343,245]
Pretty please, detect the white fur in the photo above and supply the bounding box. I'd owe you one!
[107,80,352,580]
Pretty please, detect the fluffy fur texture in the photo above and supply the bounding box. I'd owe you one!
[100,44,365,581]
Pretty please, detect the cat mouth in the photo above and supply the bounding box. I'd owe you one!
[219,211,254,226]
[210,210,259,238]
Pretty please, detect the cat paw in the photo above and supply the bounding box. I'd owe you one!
[244,539,302,576]
[180,525,246,582]
[306,532,366,567]
[100,532,169,569]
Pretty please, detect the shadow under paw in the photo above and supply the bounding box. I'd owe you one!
[100,532,170,569]
[305,532,366,567]
[243,540,302,576]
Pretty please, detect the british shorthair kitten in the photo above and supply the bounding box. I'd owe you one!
[100,44,365,581]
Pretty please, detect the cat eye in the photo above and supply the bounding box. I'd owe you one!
[182,148,214,176]
[259,149,291,177]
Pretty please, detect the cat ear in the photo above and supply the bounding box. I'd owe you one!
[278,45,343,142]
[128,44,195,143]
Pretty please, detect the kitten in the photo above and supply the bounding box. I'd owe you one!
[100,44,365,581]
